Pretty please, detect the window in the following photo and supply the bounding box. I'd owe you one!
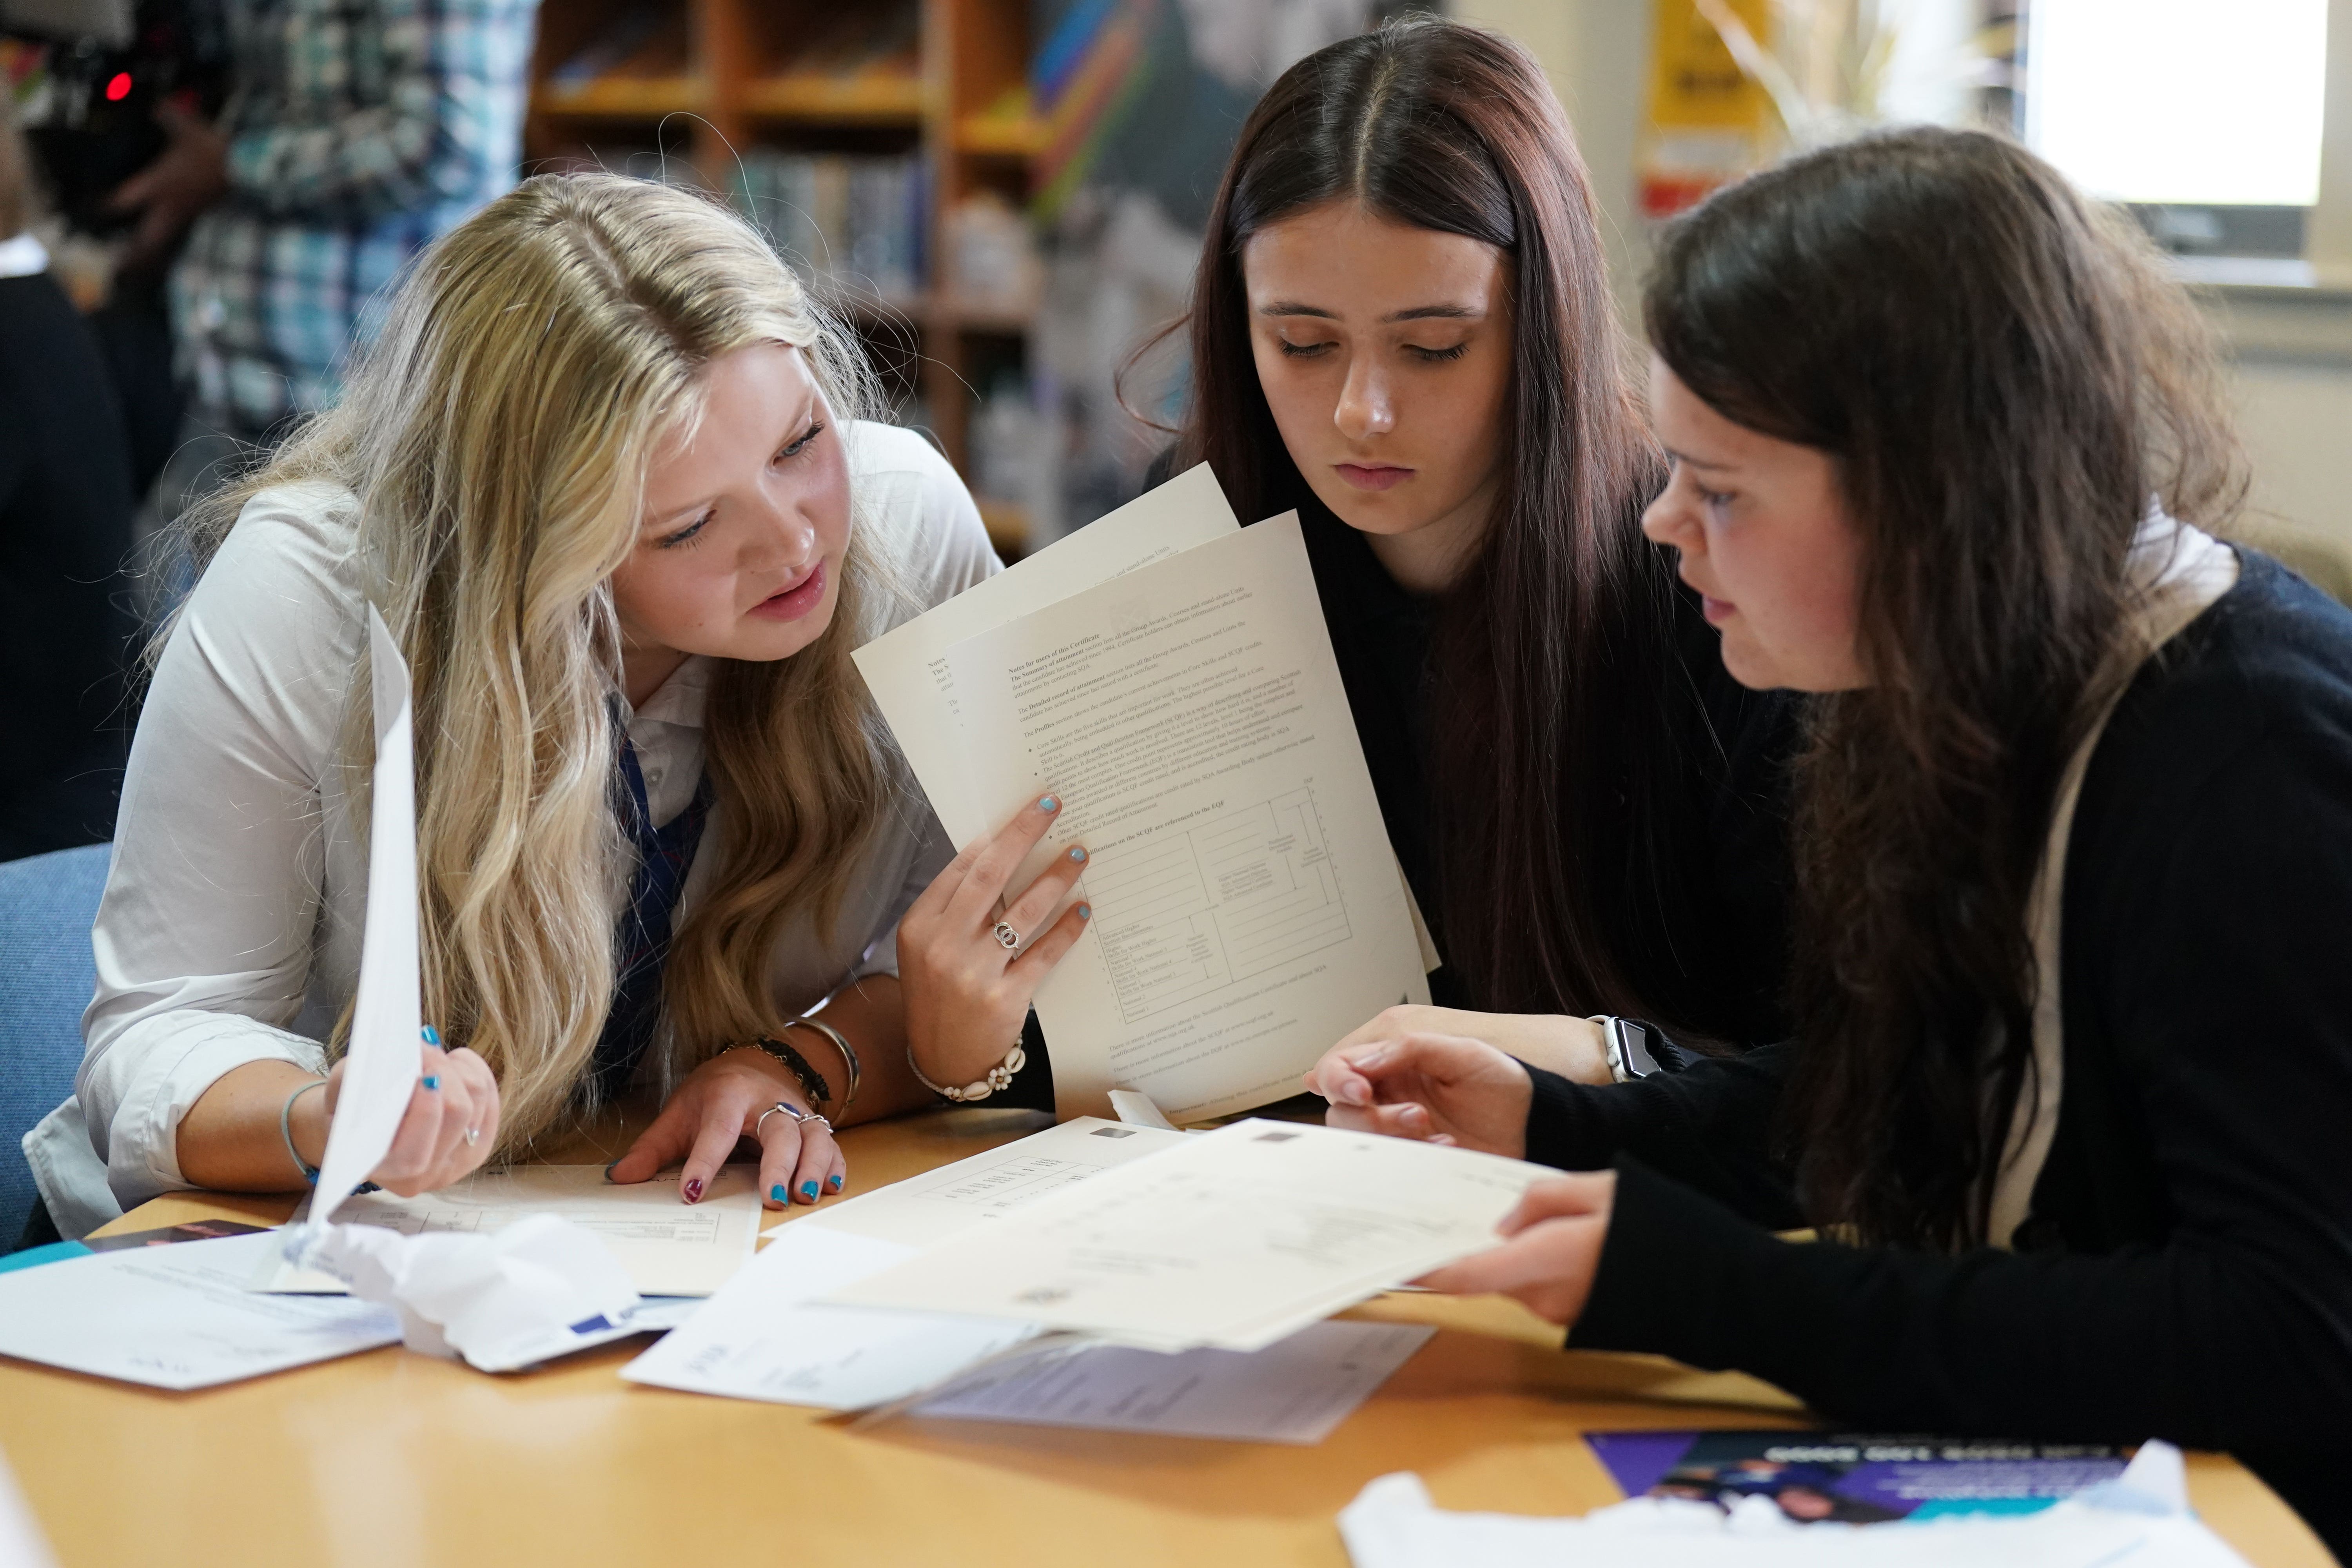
[2025,0,2330,268]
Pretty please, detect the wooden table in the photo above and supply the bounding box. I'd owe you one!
[0,1107,2334,1568]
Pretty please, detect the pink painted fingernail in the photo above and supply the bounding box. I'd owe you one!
[683,1178,704,1204]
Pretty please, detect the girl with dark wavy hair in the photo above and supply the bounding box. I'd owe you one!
[1306,126,2352,1552]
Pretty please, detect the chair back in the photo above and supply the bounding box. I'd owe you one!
[0,844,109,1243]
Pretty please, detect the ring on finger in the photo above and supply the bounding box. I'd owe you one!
[756,1101,832,1138]
[991,920,1022,952]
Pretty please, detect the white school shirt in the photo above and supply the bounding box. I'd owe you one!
[24,421,997,1238]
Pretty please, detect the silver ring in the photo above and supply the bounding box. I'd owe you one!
[992,920,1022,951]
[463,1125,480,1146]
[756,1102,832,1137]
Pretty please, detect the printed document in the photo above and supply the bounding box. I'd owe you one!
[0,1232,397,1390]
[912,1320,1434,1444]
[802,1115,1185,1248]
[258,1165,761,1298]
[829,1119,1551,1352]
[308,607,426,1225]
[621,1223,1042,1409]
[852,462,1240,847]
[942,516,1431,1119]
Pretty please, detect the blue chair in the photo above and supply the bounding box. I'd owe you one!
[0,844,109,1245]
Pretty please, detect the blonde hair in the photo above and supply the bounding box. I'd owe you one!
[181,173,914,1155]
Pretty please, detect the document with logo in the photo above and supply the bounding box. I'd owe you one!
[828,1119,1550,1352]
[940,516,1431,1120]
[0,1232,398,1391]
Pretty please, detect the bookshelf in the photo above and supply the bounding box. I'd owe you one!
[524,0,1047,556]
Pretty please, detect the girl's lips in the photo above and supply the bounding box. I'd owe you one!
[1700,594,1736,625]
[1335,462,1414,493]
[749,561,827,622]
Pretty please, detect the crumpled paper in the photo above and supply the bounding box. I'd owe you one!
[288,1213,646,1373]
[1337,1441,2250,1568]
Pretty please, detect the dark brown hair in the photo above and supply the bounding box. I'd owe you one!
[1175,16,1703,1022]
[1646,127,2243,1248]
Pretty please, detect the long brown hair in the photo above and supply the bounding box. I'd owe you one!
[1647,128,2244,1248]
[1174,16,1706,1021]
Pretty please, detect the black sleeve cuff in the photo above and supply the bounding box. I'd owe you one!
[1521,1062,1617,1171]
[1568,1154,1786,1367]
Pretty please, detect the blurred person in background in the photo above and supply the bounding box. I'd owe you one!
[106,0,535,449]
[0,100,137,857]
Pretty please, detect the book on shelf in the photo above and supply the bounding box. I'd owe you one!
[731,149,927,304]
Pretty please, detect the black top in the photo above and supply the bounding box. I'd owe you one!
[1294,497,1796,1038]
[0,272,136,858]
[1520,553,2352,1554]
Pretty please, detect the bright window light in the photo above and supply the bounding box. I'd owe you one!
[2027,0,2328,207]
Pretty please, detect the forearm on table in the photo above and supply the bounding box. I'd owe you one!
[176,1058,331,1192]
[798,975,933,1126]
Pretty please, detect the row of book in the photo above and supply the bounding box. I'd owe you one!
[729,150,927,303]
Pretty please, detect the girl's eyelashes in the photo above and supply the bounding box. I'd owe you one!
[656,510,713,550]
[1276,337,1335,359]
[1405,342,1470,363]
[775,419,827,462]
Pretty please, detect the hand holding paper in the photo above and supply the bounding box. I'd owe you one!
[305,606,428,1225]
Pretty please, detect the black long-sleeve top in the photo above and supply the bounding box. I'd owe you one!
[1522,553,2352,1555]
[0,271,136,857]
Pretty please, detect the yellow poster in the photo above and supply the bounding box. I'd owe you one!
[1640,0,1773,218]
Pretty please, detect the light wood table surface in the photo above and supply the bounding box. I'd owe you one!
[0,1106,2334,1568]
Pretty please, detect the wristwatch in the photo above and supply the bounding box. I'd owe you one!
[1595,1016,1672,1083]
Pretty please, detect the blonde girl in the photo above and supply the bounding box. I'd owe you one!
[24,173,1092,1238]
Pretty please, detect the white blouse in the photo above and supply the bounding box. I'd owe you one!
[25,421,997,1237]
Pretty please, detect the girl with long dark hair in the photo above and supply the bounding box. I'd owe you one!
[906,18,1801,1103]
[1306,127,2352,1551]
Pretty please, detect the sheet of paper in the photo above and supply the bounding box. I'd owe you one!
[0,1233,398,1391]
[942,516,1431,1119]
[829,1119,1550,1352]
[310,607,425,1227]
[912,1319,1433,1444]
[260,1165,760,1298]
[621,1223,1042,1410]
[801,1116,1185,1249]
[0,1446,58,1568]
[852,462,1239,847]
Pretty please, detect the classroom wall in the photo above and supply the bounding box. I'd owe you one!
[1461,0,2352,566]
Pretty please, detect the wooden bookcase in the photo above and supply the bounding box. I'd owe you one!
[524,0,1047,554]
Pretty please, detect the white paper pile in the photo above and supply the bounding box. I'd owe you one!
[1337,1441,2253,1568]
[826,1118,1553,1352]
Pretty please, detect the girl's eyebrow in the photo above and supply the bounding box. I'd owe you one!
[1255,301,1483,322]
[1664,445,1736,473]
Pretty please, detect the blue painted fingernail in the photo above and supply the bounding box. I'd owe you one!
[604,1160,621,1181]
[800,1181,820,1201]
[421,1025,441,1046]
[420,1074,441,1090]
[1068,846,1087,862]
[1077,904,1092,920]
[828,1174,843,1190]
[1038,795,1058,812]
[770,1183,789,1203]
